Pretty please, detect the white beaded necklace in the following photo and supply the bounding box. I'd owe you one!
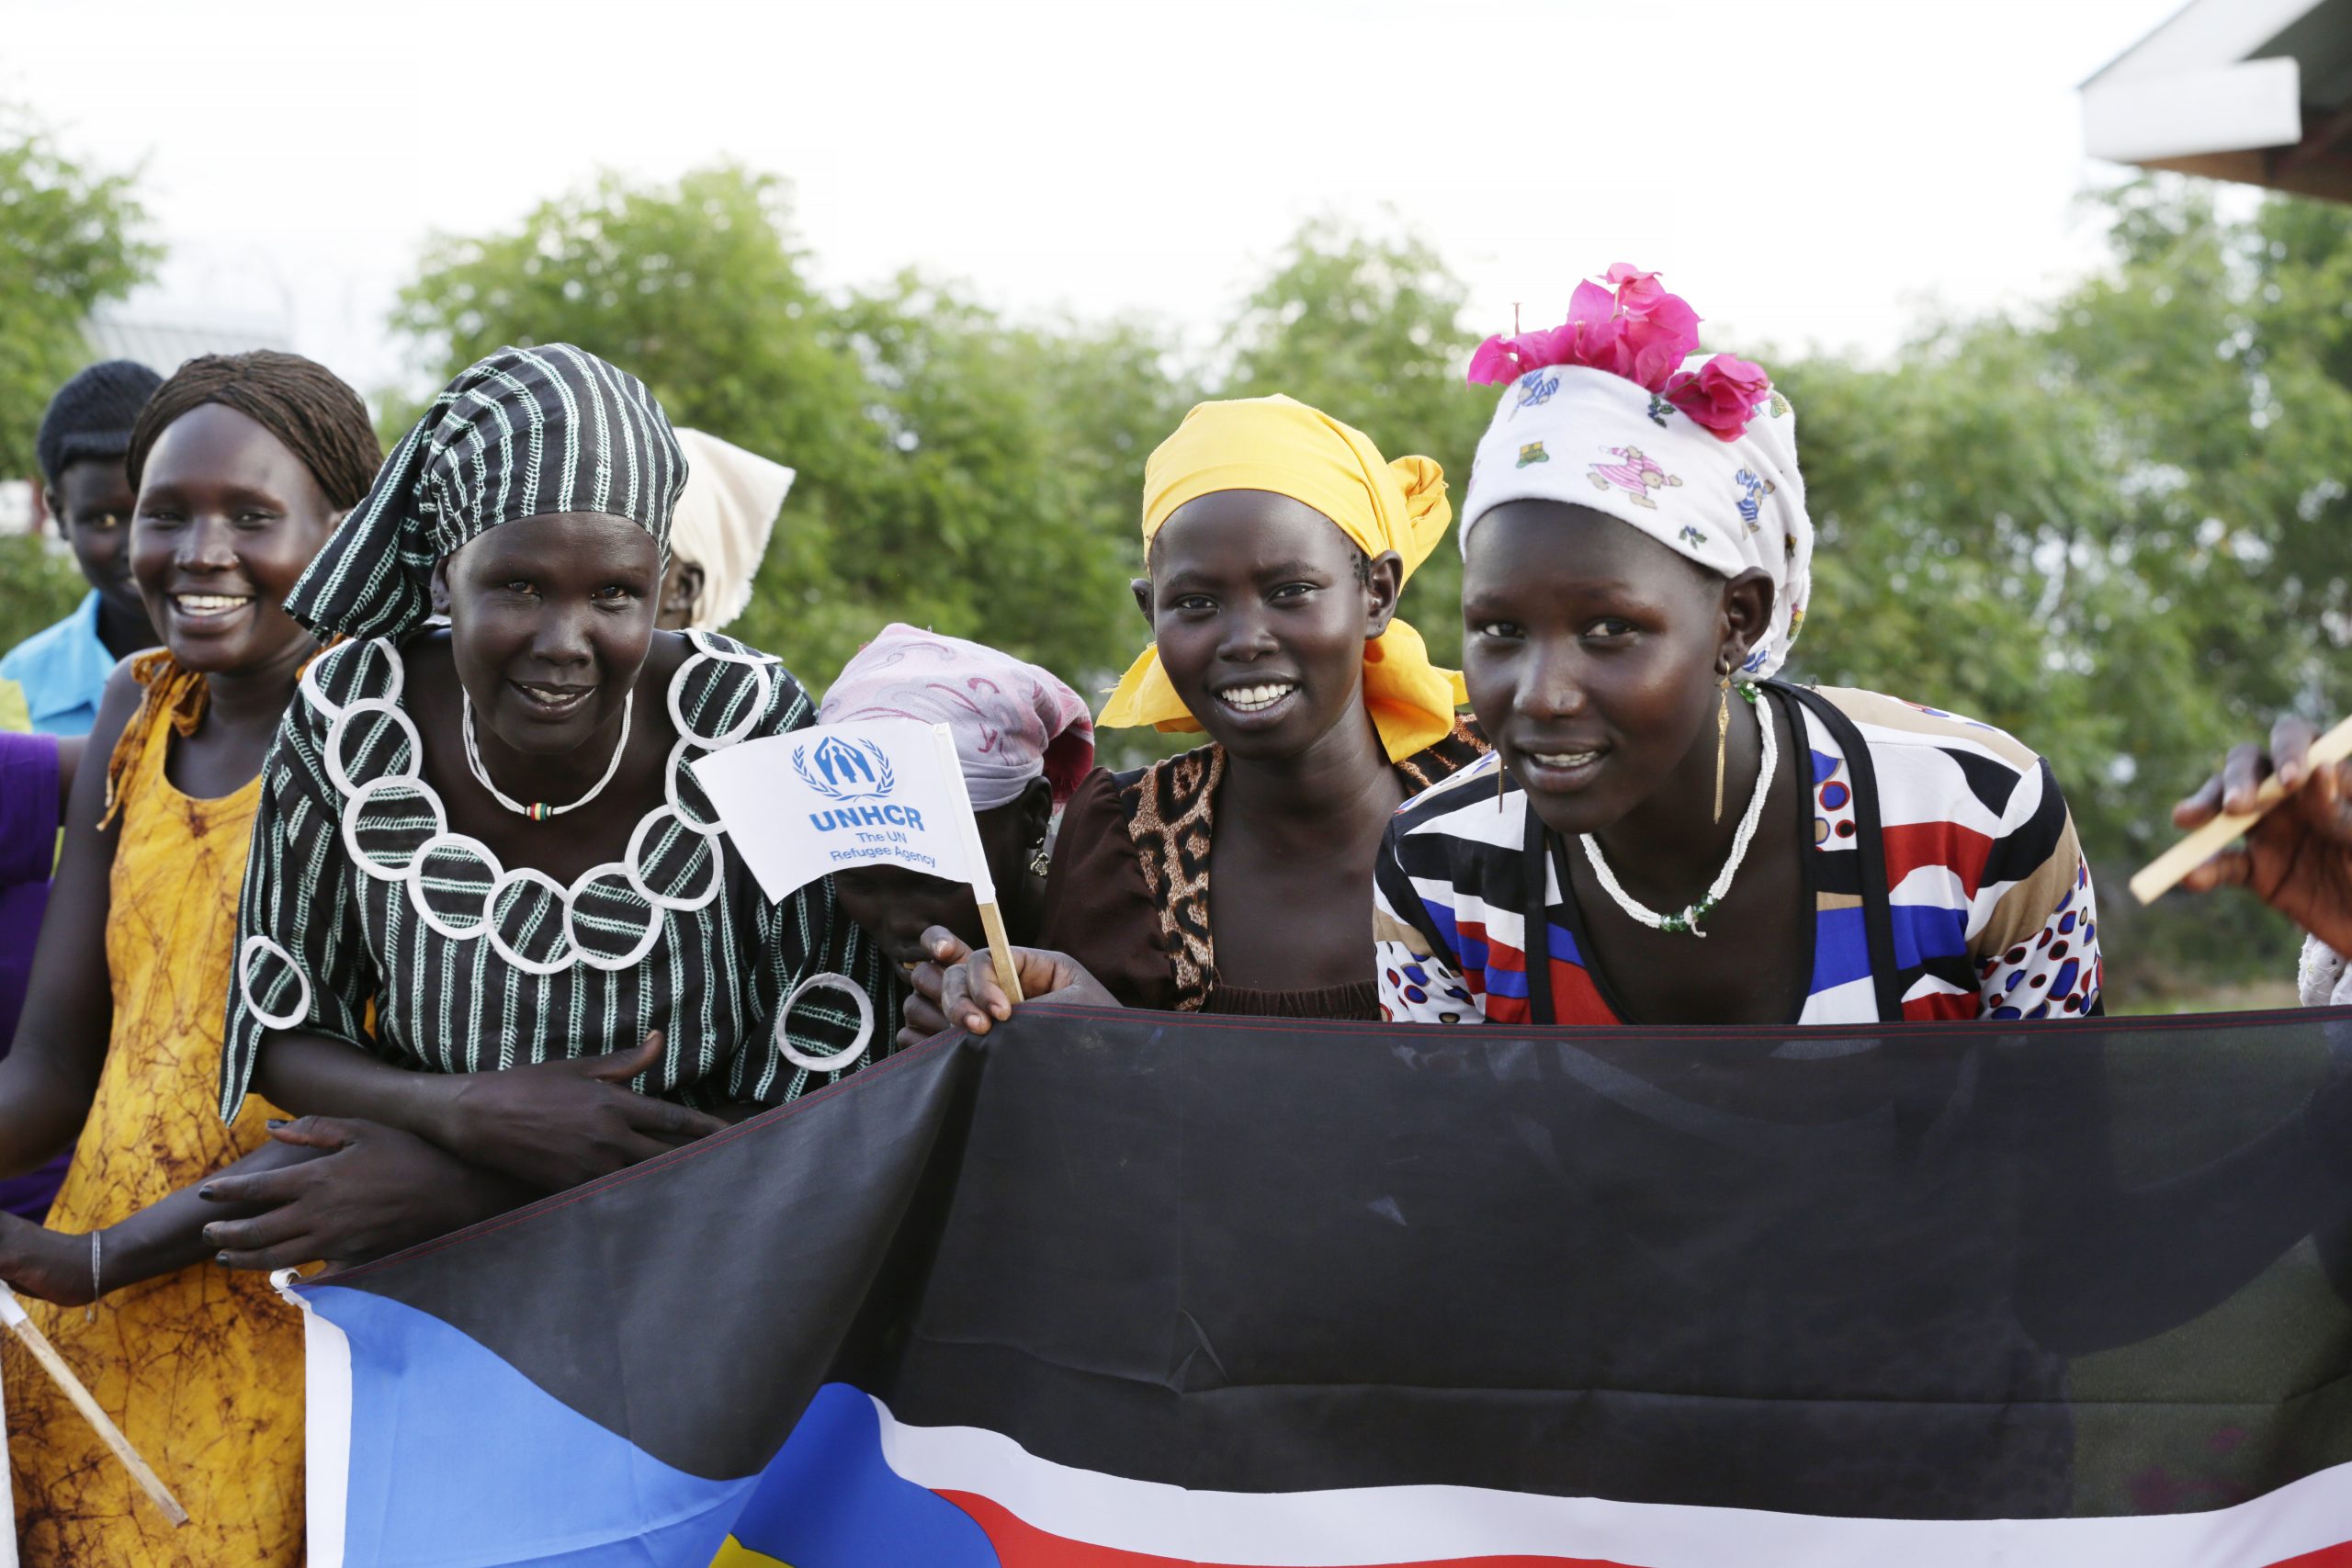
[1577,688,1776,938]
[461,690,634,822]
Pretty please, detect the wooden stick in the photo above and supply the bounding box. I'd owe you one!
[0,1284,187,1527]
[976,899,1025,1005]
[2130,713,2352,906]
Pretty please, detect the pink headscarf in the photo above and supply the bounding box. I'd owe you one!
[819,624,1094,809]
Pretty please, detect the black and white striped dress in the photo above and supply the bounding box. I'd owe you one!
[220,629,890,1122]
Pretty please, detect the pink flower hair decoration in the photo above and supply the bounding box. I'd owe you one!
[1468,265,1773,443]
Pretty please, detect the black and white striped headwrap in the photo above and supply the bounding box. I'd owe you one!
[284,344,686,642]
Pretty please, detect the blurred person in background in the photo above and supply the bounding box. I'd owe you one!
[0,350,380,1567]
[655,427,794,632]
[812,623,1091,1044]
[2,360,164,735]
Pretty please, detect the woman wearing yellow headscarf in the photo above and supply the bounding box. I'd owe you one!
[902,394,1483,1035]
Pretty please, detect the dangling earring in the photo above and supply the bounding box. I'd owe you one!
[1027,839,1051,878]
[1713,666,1733,826]
[1497,755,1509,811]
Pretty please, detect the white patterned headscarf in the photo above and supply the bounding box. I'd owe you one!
[670,429,794,631]
[1460,319,1812,680]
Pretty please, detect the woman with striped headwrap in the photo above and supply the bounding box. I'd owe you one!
[199,345,891,1272]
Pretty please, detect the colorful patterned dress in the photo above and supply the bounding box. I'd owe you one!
[6,654,302,1566]
[1374,684,2100,1026]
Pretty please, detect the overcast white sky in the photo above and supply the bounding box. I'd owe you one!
[3,0,2187,398]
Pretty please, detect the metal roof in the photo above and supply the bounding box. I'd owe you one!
[2083,0,2352,201]
[81,310,292,377]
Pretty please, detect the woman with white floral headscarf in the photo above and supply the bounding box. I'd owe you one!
[1371,264,2103,1028]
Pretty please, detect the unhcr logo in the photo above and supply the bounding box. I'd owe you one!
[793,736,898,802]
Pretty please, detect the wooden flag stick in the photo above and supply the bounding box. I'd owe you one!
[0,1283,187,1527]
[2130,713,2352,906]
[977,899,1025,1005]
[928,721,1027,1007]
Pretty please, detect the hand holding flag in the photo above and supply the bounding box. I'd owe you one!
[899,927,1114,1048]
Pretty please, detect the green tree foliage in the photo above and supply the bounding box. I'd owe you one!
[0,107,157,480]
[1781,180,2352,994]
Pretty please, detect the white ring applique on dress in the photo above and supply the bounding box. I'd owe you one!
[626,795,724,914]
[238,934,312,1032]
[342,775,446,882]
[667,640,772,746]
[486,866,576,977]
[315,630,781,976]
[300,636,405,725]
[564,863,665,973]
[325,695,424,797]
[405,830,505,940]
[775,970,874,1073]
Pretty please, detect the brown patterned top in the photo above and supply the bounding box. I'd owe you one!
[1037,719,1487,1018]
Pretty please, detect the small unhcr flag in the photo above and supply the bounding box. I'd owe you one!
[692,718,996,905]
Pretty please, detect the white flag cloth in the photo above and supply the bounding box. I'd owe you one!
[691,718,993,905]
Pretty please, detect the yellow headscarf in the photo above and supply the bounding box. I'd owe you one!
[1097,395,1466,763]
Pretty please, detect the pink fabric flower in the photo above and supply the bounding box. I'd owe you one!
[1664,354,1773,442]
[1604,264,1667,311]
[1464,265,1702,393]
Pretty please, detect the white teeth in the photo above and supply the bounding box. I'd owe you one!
[1530,751,1600,768]
[175,594,251,614]
[1219,682,1296,713]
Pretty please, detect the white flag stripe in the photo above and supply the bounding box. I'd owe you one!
[873,1394,2352,1568]
[276,1271,351,1568]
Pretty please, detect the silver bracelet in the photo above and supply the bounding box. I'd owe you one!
[85,1231,102,1324]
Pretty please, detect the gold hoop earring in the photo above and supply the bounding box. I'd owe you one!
[1713,669,1733,825]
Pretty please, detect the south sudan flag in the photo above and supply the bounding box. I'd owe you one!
[284,1005,2352,1566]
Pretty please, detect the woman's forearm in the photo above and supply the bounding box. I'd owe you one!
[256,1031,464,1145]
[97,1139,328,1289]
[0,1046,100,1180]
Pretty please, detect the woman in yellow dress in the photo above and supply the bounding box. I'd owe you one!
[0,352,379,1564]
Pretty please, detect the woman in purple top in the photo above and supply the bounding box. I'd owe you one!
[0,730,81,1219]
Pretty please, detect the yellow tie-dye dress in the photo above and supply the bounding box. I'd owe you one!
[6,655,302,1565]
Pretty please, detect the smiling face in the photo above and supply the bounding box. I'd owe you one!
[130,403,340,676]
[1462,500,1770,839]
[441,513,662,756]
[1136,491,1398,763]
[50,457,146,626]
